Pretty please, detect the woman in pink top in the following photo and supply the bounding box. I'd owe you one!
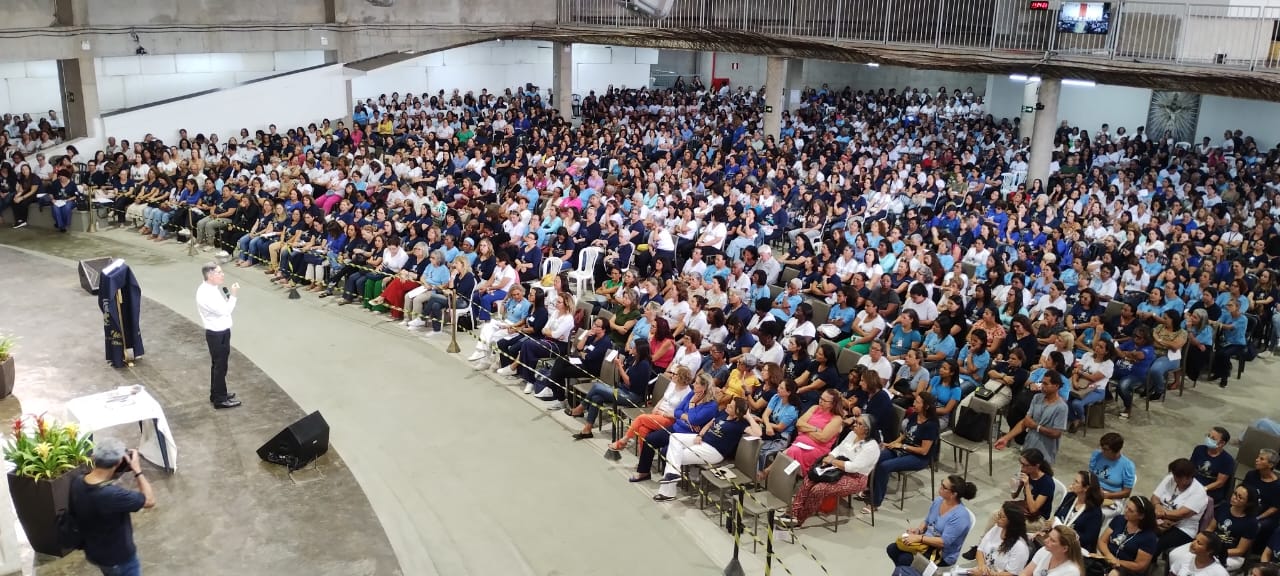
[781,388,846,471]
[649,317,677,372]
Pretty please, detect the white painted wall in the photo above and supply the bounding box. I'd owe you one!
[96,51,327,112]
[0,60,62,122]
[100,65,349,144]
[1056,83,1153,135]
[0,51,327,120]
[351,41,655,102]
[1197,94,1280,149]
[984,75,1028,122]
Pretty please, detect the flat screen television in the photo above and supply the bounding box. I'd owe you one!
[1058,2,1112,35]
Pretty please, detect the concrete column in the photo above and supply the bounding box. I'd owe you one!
[1027,78,1060,187]
[763,56,786,138]
[0,470,19,575]
[783,58,804,111]
[1019,79,1040,140]
[553,42,574,121]
[57,57,99,140]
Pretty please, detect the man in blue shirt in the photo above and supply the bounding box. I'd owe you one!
[71,439,156,576]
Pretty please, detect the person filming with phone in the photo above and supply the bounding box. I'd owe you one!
[70,438,156,576]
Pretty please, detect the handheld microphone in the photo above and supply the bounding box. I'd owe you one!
[222,286,231,298]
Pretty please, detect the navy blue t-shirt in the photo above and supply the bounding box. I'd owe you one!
[1213,504,1258,552]
[1244,470,1280,515]
[1104,515,1158,563]
[702,412,749,458]
[1191,445,1235,502]
[71,475,146,566]
[1027,474,1056,521]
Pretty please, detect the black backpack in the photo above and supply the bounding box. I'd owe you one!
[952,408,991,442]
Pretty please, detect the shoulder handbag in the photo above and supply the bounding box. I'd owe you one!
[808,463,844,483]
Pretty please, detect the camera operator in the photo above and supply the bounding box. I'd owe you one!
[71,438,156,576]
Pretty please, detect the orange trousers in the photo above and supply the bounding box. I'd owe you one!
[623,413,676,442]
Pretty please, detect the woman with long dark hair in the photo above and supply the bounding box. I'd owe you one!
[869,391,940,513]
[974,501,1032,576]
[1043,471,1105,553]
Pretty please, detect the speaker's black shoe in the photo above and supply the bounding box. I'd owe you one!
[213,399,243,409]
[209,393,237,402]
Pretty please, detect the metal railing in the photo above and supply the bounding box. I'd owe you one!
[557,0,1280,73]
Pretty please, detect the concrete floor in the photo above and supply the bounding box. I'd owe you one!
[0,244,400,576]
[2,223,1277,576]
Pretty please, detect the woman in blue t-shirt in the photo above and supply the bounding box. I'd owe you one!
[928,359,963,429]
[652,397,762,502]
[887,309,923,362]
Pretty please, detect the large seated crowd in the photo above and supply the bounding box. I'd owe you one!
[5,79,1280,576]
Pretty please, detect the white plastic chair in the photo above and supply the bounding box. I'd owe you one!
[451,282,476,330]
[1051,477,1067,517]
[569,247,603,295]
[526,256,563,292]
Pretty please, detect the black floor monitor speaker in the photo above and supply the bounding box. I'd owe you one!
[78,257,115,295]
[257,411,330,471]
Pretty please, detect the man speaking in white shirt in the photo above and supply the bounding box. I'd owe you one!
[196,263,243,409]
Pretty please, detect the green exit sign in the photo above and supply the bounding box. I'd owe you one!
[1022,105,1035,113]
[765,105,774,113]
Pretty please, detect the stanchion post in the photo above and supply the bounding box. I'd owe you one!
[723,486,745,576]
[765,509,775,576]
[85,192,96,233]
[610,387,620,443]
[446,289,460,353]
[186,210,198,257]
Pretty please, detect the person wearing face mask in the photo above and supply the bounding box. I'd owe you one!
[1189,426,1235,504]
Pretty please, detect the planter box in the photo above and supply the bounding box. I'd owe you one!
[0,357,13,399]
[7,472,76,557]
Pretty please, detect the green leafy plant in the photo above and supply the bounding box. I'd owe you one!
[3,415,93,481]
[0,333,14,362]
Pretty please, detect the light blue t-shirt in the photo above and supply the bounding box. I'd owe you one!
[924,498,972,566]
[889,324,922,356]
[765,395,799,435]
[828,304,858,330]
[924,332,957,360]
[503,298,531,324]
[1089,450,1137,494]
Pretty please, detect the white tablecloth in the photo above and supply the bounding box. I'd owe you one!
[67,386,177,472]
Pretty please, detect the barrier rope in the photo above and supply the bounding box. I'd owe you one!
[87,193,842,575]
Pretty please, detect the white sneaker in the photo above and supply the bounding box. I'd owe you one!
[467,350,487,362]
[534,387,555,399]
[422,330,442,337]
[496,365,516,376]
[546,400,565,411]
[472,359,492,371]
[523,382,534,394]
[406,318,426,329]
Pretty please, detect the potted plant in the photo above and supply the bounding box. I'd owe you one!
[0,333,14,399]
[3,415,93,557]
